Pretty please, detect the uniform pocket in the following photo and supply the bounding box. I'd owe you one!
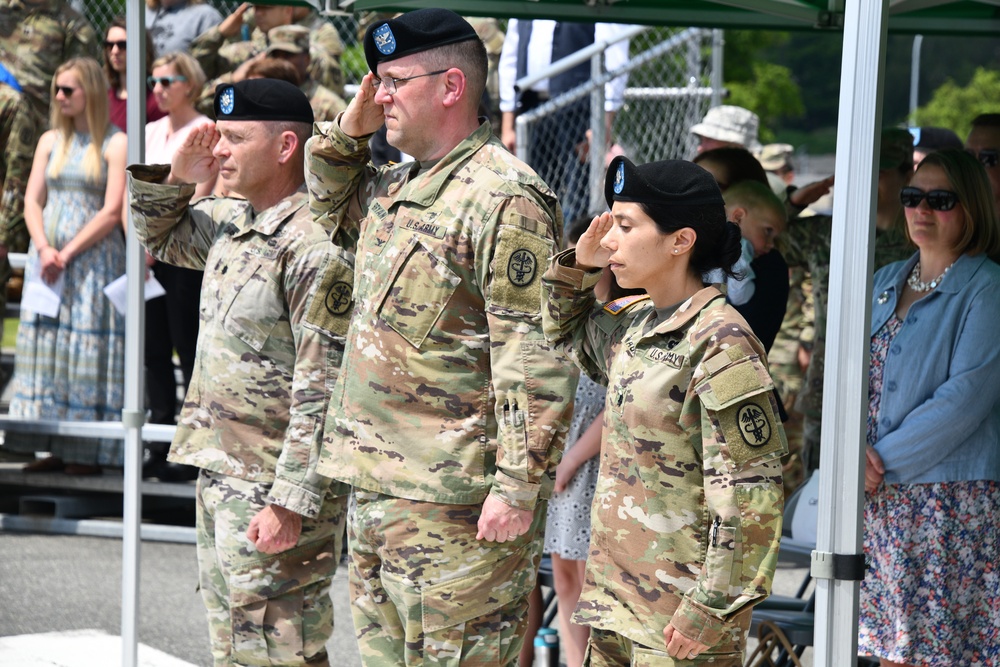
[223,262,284,352]
[377,236,461,349]
[229,534,338,665]
[701,523,743,606]
[421,547,535,633]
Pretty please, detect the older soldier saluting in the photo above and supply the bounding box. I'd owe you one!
[307,9,575,666]
[127,79,354,667]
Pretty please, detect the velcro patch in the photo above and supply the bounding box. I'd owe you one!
[718,398,784,467]
[305,251,354,338]
[491,223,553,315]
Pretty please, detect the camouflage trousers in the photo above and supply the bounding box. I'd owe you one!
[195,470,348,667]
[583,623,748,667]
[0,84,37,255]
[348,491,547,667]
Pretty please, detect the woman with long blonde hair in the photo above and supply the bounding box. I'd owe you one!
[7,57,129,475]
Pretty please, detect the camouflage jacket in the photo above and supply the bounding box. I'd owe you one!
[127,165,355,517]
[542,250,786,649]
[302,79,346,124]
[190,11,344,99]
[0,0,98,122]
[781,215,913,417]
[307,119,576,510]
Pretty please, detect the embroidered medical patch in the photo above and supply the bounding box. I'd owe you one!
[325,281,352,316]
[507,248,537,286]
[737,402,771,447]
[491,223,552,314]
[306,254,354,337]
[719,398,783,467]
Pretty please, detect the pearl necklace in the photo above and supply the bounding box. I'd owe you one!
[907,260,953,293]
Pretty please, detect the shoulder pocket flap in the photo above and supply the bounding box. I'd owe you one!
[696,355,773,412]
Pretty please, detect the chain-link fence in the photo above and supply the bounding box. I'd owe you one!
[515,26,722,223]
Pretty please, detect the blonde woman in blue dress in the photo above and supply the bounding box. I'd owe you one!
[7,57,128,474]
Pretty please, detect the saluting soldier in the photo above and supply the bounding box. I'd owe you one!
[542,157,787,666]
[128,78,355,667]
[306,9,575,666]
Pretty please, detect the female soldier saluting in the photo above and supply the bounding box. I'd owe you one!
[542,156,787,666]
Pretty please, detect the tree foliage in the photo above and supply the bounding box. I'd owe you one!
[722,31,805,142]
[913,68,1000,140]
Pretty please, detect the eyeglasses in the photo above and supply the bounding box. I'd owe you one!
[147,75,187,88]
[104,40,127,51]
[55,85,77,97]
[372,69,449,95]
[900,187,959,211]
[967,148,999,168]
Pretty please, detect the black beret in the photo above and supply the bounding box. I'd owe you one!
[364,8,478,73]
[214,78,313,125]
[605,156,725,210]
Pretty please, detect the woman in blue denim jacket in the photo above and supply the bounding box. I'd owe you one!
[860,149,1000,667]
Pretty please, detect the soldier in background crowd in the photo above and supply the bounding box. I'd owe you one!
[145,0,223,56]
[308,9,575,665]
[909,125,962,167]
[781,128,915,473]
[191,1,344,116]
[263,25,346,123]
[128,79,355,666]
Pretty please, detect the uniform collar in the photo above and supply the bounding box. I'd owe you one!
[387,122,493,206]
[639,285,726,339]
[233,187,308,238]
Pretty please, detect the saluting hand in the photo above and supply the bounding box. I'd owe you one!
[339,72,385,139]
[169,123,220,186]
[574,211,613,270]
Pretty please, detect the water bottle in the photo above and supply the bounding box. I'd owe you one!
[533,627,559,667]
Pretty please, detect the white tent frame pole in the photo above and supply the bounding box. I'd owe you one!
[122,2,148,665]
[813,0,889,665]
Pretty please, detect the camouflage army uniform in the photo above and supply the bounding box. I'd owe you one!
[781,214,913,472]
[301,79,346,124]
[127,164,355,667]
[191,10,344,102]
[542,251,786,664]
[0,0,98,123]
[0,84,35,305]
[307,119,576,665]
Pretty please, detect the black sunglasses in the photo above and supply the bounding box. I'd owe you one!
[147,75,187,88]
[968,148,999,168]
[900,187,959,212]
[104,40,127,50]
[55,85,77,97]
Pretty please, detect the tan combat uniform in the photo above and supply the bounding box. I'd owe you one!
[307,119,576,665]
[128,165,355,666]
[543,250,786,665]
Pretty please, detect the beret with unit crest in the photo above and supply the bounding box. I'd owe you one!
[364,8,479,73]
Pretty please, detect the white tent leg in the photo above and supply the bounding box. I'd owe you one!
[814,0,890,665]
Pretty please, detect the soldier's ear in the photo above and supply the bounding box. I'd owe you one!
[275,130,299,165]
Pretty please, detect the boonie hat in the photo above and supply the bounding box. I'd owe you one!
[880,128,914,171]
[364,8,478,74]
[605,155,725,212]
[756,143,795,172]
[214,78,313,125]
[266,25,310,56]
[690,105,761,152]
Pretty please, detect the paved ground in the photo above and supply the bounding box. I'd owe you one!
[0,529,814,666]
